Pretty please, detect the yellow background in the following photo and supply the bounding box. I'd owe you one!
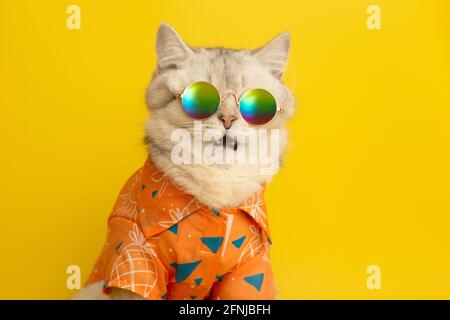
[1,0,449,299]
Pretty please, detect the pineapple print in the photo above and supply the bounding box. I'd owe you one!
[111,172,140,220]
[109,224,158,298]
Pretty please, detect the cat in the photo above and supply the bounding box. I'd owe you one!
[74,23,294,300]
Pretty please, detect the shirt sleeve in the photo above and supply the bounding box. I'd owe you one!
[102,217,168,300]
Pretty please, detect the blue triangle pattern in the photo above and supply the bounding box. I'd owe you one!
[151,190,158,198]
[168,223,178,235]
[200,236,224,253]
[170,261,201,283]
[194,278,203,286]
[211,208,221,216]
[115,240,124,253]
[232,235,246,249]
[244,273,264,291]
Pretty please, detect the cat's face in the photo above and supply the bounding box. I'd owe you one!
[145,23,294,178]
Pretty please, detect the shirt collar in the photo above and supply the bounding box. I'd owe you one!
[137,159,271,243]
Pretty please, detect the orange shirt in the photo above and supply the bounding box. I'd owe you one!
[87,159,275,300]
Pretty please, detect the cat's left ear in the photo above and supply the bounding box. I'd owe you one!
[252,32,291,78]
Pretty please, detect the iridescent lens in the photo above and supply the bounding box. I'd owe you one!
[181,82,220,119]
[239,89,277,125]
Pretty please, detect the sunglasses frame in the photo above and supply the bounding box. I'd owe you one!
[174,81,285,126]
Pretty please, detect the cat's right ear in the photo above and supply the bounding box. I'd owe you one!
[155,23,192,70]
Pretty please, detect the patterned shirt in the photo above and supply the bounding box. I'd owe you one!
[87,158,275,300]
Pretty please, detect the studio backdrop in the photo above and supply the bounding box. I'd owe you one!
[1,0,449,299]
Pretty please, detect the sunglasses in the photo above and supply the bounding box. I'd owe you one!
[174,81,285,126]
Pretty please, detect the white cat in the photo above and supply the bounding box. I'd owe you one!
[74,23,295,300]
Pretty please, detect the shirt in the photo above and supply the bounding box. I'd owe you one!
[87,158,275,300]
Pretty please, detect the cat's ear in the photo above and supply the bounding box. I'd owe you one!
[155,23,192,70]
[252,32,291,78]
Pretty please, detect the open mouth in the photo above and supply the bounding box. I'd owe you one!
[214,134,238,151]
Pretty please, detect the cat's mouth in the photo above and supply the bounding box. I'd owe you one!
[213,134,238,151]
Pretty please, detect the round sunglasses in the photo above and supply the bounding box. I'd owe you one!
[174,81,285,126]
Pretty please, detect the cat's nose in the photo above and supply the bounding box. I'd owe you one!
[219,115,236,129]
